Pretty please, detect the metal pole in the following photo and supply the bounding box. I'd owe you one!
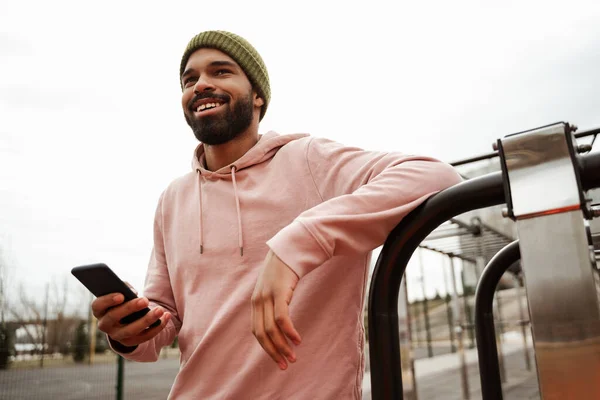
[0,271,4,325]
[494,289,506,383]
[116,355,124,400]
[415,300,423,347]
[418,249,433,358]
[88,292,96,365]
[460,262,475,349]
[450,256,470,400]
[446,295,455,353]
[442,256,456,353]
[475,240,521,400]
[514,274,531,371]
[400,276,418,400]
[496,122,600,398]
[449,126,600,167]
[89,315,96,365]
[40,283,49,368]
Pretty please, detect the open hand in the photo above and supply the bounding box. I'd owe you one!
[251,251,302,370]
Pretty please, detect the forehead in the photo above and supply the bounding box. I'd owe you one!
[184,48,240,71]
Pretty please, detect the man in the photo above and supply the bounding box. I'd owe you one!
[91,30,462,399]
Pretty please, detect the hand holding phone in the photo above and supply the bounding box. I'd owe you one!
[71,263,171,349]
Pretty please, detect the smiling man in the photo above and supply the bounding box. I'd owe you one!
[91,30,462,399]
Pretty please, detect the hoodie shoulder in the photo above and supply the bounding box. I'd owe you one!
[160,170,197,203]
[272,134,313,159]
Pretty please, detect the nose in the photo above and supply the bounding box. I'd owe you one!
[193,75,216,94]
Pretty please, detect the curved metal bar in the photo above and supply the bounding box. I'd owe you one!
[368,151,600,400]
[474,240,521,400]
[579,151,600,191]
[368,172,505,399]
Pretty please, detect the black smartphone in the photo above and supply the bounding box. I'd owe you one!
[71,263,161,329]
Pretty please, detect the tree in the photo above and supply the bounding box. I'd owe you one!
[73,320,87,363]
[9,284,45,350]
[0,241,13,330]
[95,328,108,353]
[47,277,78,354]
[0,323,14,369]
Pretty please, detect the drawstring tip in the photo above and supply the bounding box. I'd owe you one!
[240,247,243,256]
[200,245,204,254]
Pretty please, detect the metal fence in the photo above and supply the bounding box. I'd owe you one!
[0,320,179,400]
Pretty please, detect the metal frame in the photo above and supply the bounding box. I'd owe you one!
[498,122,600,399]
[368,147,600,400]
[449,126,600,167]
[474,240,521,400]
[412,217,516,399]
[421,218,514,264]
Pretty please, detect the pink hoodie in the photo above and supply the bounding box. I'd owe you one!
[113,132,462,399]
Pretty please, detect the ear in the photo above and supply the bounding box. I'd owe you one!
[253,92,264,108]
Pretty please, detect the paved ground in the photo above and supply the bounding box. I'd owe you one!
[414,349,539,400]
[0,358,179,400]
[363,340,539,400]
[1,344,539,399]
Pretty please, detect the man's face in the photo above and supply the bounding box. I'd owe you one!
[181,48,264,145]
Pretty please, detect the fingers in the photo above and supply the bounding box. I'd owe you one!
[97,297,167,346]
[92,293,125,319]
[97,297,149,331]
[109,308,172,348]
[126,312,172,344]
[252,293,288,370]
[251,252,302,369]
[264,297,296,364]
[273,295,302,346]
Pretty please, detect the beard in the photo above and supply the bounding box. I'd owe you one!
[185,92,254,145]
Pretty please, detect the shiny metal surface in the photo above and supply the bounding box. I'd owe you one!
[501,123,581,219]
[501,124,600,399]
[516,212,600,399]
[513,275,532,372]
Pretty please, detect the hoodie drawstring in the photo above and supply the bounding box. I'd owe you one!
[196,166,244,257]
[231,166,244,256]
[196,169,204,254]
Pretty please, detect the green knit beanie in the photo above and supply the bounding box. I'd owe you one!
[179,30,271,120]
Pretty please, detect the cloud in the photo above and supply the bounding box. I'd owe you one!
[0,32,32,56]
[0,84,120,112]
[0,84,83,110]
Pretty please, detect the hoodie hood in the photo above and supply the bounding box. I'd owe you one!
[191,131,309,255]
[192,131,309,178]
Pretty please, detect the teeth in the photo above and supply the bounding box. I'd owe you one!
[196,102,222,113]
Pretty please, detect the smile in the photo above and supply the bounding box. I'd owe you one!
[196,102,223,112]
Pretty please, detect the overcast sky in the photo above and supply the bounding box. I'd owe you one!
[2,0,600,312]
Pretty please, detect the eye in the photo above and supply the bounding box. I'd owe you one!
[183,77,197,88]
[215,69,232,76]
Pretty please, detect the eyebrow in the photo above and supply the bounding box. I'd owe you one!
[181,60,239,80]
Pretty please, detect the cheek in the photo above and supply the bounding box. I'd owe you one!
[181,90,193,111]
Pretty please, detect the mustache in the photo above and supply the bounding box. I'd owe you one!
[188,92,230,112]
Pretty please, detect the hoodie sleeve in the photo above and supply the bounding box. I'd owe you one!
[267,137,463,279]
[108,191,182,362]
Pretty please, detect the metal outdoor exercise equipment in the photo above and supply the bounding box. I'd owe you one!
[368,122,600,399]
